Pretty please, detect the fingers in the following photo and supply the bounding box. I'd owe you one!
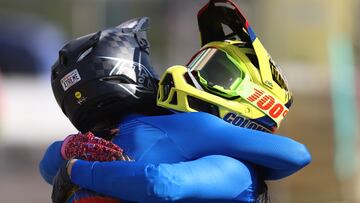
[77,131,123,153]
[88,136,123,152]
[62,131,125,161]
[77,142,123,161]
[64,139,123,161]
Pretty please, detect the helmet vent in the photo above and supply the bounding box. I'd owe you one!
[169,91,178,105]
[246,54,259,69]
[160,74,175,102]
[187,96,219,117]
[76,47,93,63]
[184,72,196,87]
[100,75,136,85]
[59,52,67,66]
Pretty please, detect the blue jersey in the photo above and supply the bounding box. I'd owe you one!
[40,112,311,202]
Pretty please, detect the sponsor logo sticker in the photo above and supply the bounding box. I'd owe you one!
[60,69,81,91]
[74,91,82,99]
[223,112,271,133]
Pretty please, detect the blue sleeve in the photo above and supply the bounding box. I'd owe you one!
[136,112,311,180]
[39,141,66,184]
[145,155,262,202]
[70,156,261,202]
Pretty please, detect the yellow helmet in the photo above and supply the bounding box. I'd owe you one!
[157,40,292,132]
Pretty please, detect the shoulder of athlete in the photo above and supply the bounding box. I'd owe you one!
[114,112,224,146]
[114,112,212,140]
[132,112,223,129]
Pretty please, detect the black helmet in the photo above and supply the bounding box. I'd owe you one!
[51,17,162,134]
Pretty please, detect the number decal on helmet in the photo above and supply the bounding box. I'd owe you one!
[246,88,288,123]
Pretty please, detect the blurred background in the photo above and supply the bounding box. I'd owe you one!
[0,0,359,202]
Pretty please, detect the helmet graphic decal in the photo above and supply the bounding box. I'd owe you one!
[98,56,155,97]
[269,57,289,91]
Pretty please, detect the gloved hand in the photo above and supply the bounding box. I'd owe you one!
[52,161,74,203]
[61,132,126,161]
[53,132,128,203]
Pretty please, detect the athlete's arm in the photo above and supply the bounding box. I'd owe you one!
[69,155,261,202]
[39,141,66,184]
[135,112,311,180]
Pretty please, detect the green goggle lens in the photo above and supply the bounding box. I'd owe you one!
[188,48,245,98]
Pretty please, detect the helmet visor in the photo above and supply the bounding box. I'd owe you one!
[188,48,244,98]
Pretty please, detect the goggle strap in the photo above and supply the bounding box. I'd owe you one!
[187,69,204,91]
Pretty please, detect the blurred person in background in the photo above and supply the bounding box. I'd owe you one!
[0,11,65,76]
[0,71,3,133]
[41,1,311,203]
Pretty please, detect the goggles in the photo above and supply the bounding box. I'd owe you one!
[187,47,248,99]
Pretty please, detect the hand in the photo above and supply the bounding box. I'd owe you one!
[61,132,125,161]
[51,160,75,203]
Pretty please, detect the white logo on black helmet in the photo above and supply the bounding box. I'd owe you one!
[98,56,154,99]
